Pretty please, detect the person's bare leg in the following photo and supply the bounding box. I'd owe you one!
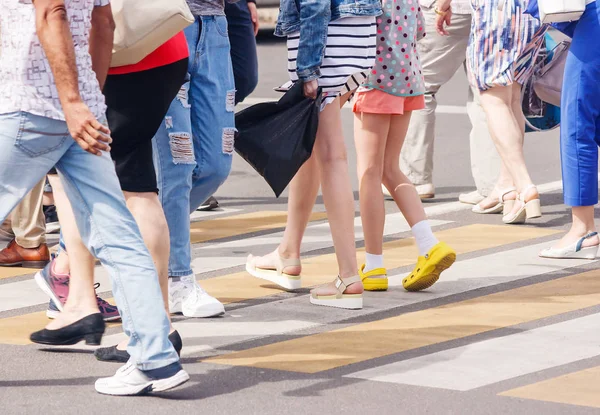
[552,206,599,249]
[311,97,362,296]
[45,175,98,330]
[479,84,539,207]
[354,112,391,256]
[381,112,428,226]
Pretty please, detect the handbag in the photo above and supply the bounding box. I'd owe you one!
[533,40,570,107]
[110,0,195,68]
[537,0,586,23]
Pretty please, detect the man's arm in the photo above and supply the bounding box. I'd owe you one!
[89,4,115,90]
[33,0,111,155]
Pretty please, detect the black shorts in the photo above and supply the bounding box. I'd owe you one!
[104,58,188,193]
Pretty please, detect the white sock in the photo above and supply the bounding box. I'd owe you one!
[412,220,439,256]
[364,253,384,272]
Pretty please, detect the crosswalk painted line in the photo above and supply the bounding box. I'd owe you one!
[205,269,600,373]
[0,224,557,345]
[347,313,600,390]
[500,365,600,408]
[0,267,40,280]
[72,319,322,358]
[190,211,327,243]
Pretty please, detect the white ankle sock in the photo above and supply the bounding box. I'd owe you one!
[411,220,439,256]
[364,253,384,272]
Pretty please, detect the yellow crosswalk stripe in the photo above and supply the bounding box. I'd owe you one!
[205,269,600,373]
[202,224,559,303]
[0,267,40,280]
[191,211,327,243]
[500,366,600,409]
[0,224,558,345]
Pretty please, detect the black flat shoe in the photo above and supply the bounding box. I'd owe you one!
[30,313,105,346]
[94,330,183,363]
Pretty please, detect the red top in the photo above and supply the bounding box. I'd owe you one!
[108,32,189,75]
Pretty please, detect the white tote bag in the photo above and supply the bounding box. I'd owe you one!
[110,0,195,68]
[538,0,586,24]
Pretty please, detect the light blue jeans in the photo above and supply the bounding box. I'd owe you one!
[0,112,178,370]
[153,16,235,277]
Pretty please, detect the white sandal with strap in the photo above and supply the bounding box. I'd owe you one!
[246,253,302,291]
[539,232,599,260]
[472,187,516,215]
[502,184,542,224]
[310,275,363,310]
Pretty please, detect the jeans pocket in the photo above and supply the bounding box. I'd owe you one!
[214,16,229,38]
[15,113,69,157]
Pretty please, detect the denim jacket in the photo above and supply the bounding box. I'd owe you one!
[275,0,382,81]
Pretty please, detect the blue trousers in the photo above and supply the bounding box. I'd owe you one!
[225,0,259,104]
[561,1,600,206]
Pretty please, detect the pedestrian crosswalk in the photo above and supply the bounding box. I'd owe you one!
[1,199,599,410]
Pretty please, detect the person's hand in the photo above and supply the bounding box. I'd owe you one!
[63,102,112,156]
[247,1,259,36]
[303,79,318,99]
[435,0,453,36]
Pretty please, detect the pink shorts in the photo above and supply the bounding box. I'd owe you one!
[353,89,425,115]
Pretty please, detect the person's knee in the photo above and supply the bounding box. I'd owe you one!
[359,161,384,183]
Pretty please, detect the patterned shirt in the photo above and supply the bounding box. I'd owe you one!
[0,0,109,121]
[362,0,426,97]
[419,0,472,15]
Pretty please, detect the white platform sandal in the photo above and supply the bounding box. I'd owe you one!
[309,275,363,310]
[472,187,516,215]
[502,184,542,224]
[539,232,599,260]
[246,253,302,291]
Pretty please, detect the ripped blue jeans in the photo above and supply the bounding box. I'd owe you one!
[152,16,235,277]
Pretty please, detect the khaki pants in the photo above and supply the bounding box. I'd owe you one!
[400,6,500,196]
[1,179,46,248]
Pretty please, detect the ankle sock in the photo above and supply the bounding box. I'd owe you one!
[411,220,439,256]
[364,253,384,273]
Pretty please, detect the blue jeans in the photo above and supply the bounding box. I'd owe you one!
[561,1,600,207]
[225,0,259,104]
[153,16,235,277]
[0,112,178,370]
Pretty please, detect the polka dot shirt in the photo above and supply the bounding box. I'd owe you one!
[362,0,426,97]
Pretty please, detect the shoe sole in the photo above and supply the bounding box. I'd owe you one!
[246,262,302,291]
[309,295,363,310]
[95,370,190,396]
[403,253,456,292]
[0,260,48,268]
[181,304,225,318]
[419,194,435,200]
[46,223,61,234]
[362,277,389,291]
[35,271,65,313]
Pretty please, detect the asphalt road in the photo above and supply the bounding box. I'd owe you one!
[2,35,599,415]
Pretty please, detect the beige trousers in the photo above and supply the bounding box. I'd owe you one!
[1,180,46,248]
[400,6,501,196]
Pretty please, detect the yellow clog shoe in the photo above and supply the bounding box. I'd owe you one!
[403,242,456,292]
[359,264,388,291]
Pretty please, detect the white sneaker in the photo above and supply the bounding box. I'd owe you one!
[169,276,225,318]
[95,362,190,396]
[382,183,434,200]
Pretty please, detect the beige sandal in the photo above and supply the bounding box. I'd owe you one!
[309,275,363,310]
[503,184,542,224]
[472,187,516,215]
[246,253,302,291]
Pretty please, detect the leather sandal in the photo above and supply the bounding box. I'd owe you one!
[502,184,541,225]
[310,275,363,309]
[246,253,301,291]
